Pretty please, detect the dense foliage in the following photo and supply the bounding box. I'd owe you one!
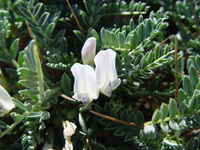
[0,0,200,149]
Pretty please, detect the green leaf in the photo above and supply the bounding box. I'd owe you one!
[195,56,200,72]
[19,80,38,88]
[188,94,200,111]
[136,111,145,124]
[17,51,25,67]
[12,98,27,112]
[61,73,71,94]
[138,23,144,43]
[189,66,199,86]
[160,103,168,120]
[197,83,200,90]
[178,55,184,73]
[183,76,194,97]
[40,112,50,121]
[168,99,177,119]
[146,51,153,64]
[17,68,37,80]
[38,12,49,26]
[152,109,161,123]
[11,113,24,121]
[178,89,187,103]
[45,23,55,37]
[54,29,66,45]
[178,101,187,115]
[19,89,39,98]
[118,32,126,49]
[27,112,44,119]
[10,38,19,59]
[130,32,138,49]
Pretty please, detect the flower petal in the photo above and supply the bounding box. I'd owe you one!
[0,85,15,117]
[143,124,156,134]
[111,78,121,91]
[71,63,85,96]
[94,50,108,89]
[63,120,77,150]
[105,49,118,82]
[72,93,91,105]
[95,49,117,88]
[71,63,99,104]
[94,49,120,96]
[100,79,121,97]
[63,120,77,137]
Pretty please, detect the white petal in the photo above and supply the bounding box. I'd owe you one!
[100,79,121,97]
[94,49,120,96]
[105,49,118,81]
[111,78,121,91]
[95,49,117,88]
[94,50,108,89]
[81,37,96,64]
[143,124,156,134]
[0,85,15,117]
[71,63,99,104]
[63,120,77,138]
[72,93,91,106]
[100,83,111,97]
[63,120,76,150]
[71,63,86,96]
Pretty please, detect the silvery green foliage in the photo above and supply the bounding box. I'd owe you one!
[154,0,200,54]
[0,0,200,149]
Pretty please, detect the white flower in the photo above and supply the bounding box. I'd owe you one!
[94,49,121,97]
[143,124,156,134]
[71,63,99,105]
[63,120,77,150]
[0,85,15,117]
[81,37,96,64]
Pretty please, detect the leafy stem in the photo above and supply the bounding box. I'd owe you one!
[33,43,44,100]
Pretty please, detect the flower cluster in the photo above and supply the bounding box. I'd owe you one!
[71,37,121,105]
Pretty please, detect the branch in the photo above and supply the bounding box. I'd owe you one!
[60,94,143,129]
[90,110,143,129]
[60,93,75,102]
[25,21,35,39]
[174,36,179,102]
[66,0,83,31]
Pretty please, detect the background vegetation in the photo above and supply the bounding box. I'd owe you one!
[0,0,200,149]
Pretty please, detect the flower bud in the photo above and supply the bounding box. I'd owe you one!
[143,124,155,134]
[81,37,96,64]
